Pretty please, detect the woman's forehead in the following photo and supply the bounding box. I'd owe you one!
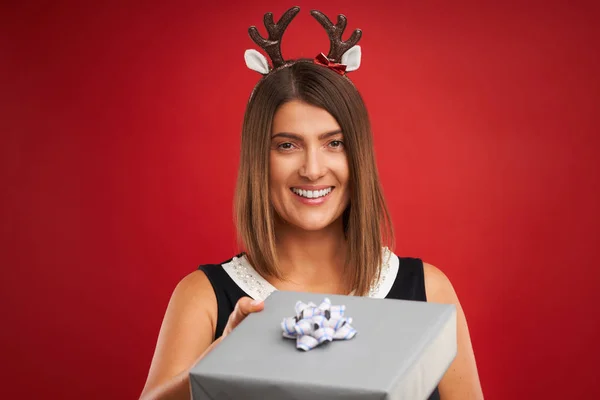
[272,100,341,136]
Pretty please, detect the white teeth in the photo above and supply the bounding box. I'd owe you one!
[292,187,332,199]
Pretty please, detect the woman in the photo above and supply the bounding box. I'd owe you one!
[140,7,483,400]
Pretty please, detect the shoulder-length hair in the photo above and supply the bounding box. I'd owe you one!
[234,60,394,296]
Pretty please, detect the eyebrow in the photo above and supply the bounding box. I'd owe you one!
[271,129,343,141]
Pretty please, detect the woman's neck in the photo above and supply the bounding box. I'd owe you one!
[267,217,349,294]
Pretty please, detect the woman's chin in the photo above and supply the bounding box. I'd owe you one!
[286,214,344,232]
[295,222,331,232]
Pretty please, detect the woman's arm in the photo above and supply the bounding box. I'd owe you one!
[139,271,217,400]
[423,262,484,399]
[139,270,264,400]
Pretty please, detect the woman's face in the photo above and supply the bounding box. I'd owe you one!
[269,100,350,232]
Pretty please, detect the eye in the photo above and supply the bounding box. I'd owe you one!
[328,140,344,149]
[277,142,296,151]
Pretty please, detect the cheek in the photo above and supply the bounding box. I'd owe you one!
[269,155,292,192]
[333,157,350,185]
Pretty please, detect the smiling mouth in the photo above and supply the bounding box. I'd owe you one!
[290,187,334,199]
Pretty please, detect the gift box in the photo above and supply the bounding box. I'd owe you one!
[189,290,456,400]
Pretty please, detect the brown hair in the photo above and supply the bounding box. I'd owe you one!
[234,60,394,296]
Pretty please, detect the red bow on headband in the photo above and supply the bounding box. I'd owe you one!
[313,53,347,75]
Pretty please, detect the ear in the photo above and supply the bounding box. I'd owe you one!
[244,49,270,74]
[341,45,361,72]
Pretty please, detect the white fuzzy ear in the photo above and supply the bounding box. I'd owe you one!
[341,45,361,72]
[244,49,270,74]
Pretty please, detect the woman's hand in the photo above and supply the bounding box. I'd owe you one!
[222,297,264,338]
[196,297,265,363]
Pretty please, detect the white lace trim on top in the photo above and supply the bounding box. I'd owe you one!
[221,247,400,302]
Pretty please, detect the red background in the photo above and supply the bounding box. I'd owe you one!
[2,1,599,399]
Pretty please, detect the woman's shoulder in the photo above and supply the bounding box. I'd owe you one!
[422,261,460,305]
[388,252,458,304]
[168,255,246,310]
[170,269,216,307]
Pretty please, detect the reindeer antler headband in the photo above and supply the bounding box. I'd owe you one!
[244,6,363,76]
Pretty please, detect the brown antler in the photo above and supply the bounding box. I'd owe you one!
[248,6,300,69]
[310,10,362,63]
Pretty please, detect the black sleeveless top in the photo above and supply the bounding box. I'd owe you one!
[198,253,441,400]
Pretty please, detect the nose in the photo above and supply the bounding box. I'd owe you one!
[299,147,326,181]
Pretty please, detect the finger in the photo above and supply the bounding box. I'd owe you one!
[224,297,264,335]
[234,297,264,319]
[234,297,264,320]
[224,300,258,336]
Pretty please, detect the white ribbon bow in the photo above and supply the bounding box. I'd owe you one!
[281,298,357,351]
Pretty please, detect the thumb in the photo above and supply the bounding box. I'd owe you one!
[236,297,265,317]
[223,297,265,336]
